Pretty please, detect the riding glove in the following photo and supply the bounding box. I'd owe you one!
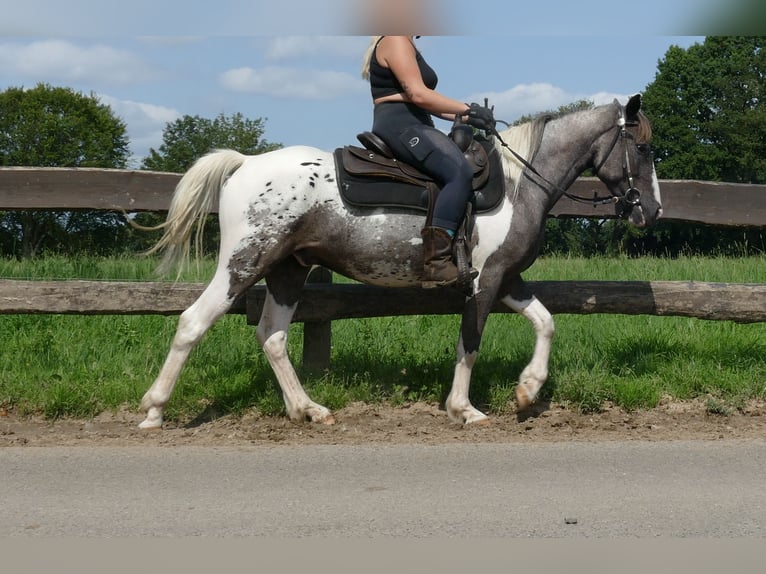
[464,102,496,133]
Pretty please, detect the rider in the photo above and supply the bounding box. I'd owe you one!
[361,35,496,288]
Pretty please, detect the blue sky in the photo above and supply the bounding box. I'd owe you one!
[0,1,715,167]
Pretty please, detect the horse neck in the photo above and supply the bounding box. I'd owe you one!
[526,108,613,207]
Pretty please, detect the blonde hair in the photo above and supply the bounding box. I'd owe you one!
[360,36,384,80]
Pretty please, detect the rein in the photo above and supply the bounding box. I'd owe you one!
[489,106,642,217]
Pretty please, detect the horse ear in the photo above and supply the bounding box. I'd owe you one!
[625,94,642,121]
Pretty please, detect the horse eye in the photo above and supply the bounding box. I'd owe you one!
[636,143,651,154]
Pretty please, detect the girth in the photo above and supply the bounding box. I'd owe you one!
[333,133,505,215]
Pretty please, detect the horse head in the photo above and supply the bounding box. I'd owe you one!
[592,94,663,227]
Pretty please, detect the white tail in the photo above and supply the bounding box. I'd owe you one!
[144,149,247,275]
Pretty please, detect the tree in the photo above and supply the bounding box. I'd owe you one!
[638,37,766,256]
[131,112,281,253]
[141,112,280,172]
[643,37,766,184]
[0,84,131,258]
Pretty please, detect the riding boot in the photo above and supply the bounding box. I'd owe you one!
[421,226,459,288]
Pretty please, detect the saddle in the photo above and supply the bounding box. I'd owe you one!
[332,130,505,219]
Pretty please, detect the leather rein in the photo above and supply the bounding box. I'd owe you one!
[489,106,643,219]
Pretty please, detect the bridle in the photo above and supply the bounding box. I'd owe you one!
[491,105,645,219]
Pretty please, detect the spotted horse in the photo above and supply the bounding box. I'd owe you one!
[138,94,662,429]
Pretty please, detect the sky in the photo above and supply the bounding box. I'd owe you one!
[1,0,753,168]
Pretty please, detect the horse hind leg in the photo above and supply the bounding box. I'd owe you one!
[257,257,335,424]
[138,263,256,429]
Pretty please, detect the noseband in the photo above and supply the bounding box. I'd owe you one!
[595,107,643,218]
[492,105,645,219]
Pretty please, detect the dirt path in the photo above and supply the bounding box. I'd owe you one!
[2,399,765,447]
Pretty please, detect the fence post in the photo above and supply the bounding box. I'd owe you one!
[302,267,333,370]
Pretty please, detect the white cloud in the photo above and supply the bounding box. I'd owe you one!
[589,91,633,106]
[98,94,181,167]
[0,40,159,86]
[466,83,632,123]
[220,66,367,99]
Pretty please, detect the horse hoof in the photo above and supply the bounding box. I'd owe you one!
[515,383,534,411]
[467,417,490,427]
[138,420,162,431]
[301,410,336,425]
[138,407,164,430]
[463,412,490,426]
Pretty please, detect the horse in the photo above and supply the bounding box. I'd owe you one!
[137,94,661,430]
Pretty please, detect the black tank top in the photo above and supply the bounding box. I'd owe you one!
[369,37,438,99]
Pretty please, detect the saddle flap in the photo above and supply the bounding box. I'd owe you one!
[342,146,431,186]
[334,148,432,213]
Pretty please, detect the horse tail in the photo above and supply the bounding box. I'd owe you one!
[142,149,247,276]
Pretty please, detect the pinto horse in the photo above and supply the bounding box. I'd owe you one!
[138,94,661,429]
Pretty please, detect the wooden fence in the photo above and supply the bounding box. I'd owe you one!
[1,168,765,368]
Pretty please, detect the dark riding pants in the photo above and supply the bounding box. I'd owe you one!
[373,102,474,230]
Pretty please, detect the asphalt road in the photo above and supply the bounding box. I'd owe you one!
[2,441,765,537]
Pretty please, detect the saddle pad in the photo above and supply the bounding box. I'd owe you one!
[333,138,506,214]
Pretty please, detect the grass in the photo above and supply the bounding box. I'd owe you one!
[0,254,764,421]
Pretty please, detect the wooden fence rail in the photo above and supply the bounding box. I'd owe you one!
[1,279,763,323]
[2,167,764,368]
[2,167,765,226]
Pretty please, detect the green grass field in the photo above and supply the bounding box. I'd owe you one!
[1,254,764,421]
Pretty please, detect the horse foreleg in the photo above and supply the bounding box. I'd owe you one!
[501,291,555,410]
[139,271,239,429]
[445,291,496,425]
[257,262,335,425]
[445,339,488,425]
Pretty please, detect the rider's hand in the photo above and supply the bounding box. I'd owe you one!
[464,102,496,133]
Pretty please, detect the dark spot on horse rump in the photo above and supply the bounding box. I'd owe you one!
[265,181,272,186]
[301,161,321,167]
[313,172,319,179]
[309,181,315,188]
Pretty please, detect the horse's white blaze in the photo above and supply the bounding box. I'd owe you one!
[650,164,662,214]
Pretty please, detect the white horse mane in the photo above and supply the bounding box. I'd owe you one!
[493,116,548,201]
